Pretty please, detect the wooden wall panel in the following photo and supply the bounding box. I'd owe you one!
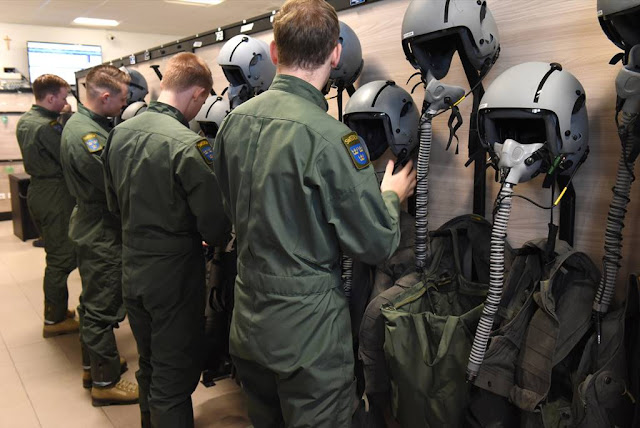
[99,0,637,291]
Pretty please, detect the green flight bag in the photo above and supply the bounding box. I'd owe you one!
[382,215,493,428]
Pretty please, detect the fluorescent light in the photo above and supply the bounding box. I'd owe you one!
[73,17,119,27]
[165,0,226,6]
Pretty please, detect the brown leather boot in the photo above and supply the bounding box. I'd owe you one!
[91,379,139,407]
[42,318,79,338]
[83,356,128,389]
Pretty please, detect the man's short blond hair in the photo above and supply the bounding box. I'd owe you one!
[32,74,71,101]
[273,0,340,70]
[161,53,213,93]
[86,65,130,100]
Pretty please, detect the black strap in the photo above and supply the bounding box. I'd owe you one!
[445,106,463,154]
[371,81,395,107]
[229,36,248,62]
[544,223,558,264]
[337,87,344,122]
[150,65,163,81]
[609,52,625,65]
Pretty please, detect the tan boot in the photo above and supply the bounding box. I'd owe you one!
[91,379,139,407]
[43,318,79,338]
[83,356,128,389]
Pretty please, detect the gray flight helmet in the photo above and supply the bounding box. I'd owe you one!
[120,101,148,121]
[597,0,640,51]
[344,80,419,161]
[217,35,276,94]
[121,67,149,103]
[478,62,589,177]
[402,0,500,80]
[194,94,231,139]
[329,21,364,89]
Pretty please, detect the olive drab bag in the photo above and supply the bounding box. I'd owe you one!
[567,272,637,428]
[467,239,635,427]
[381,214,498,428]
[202,235,237,386]
[625,274,640,427]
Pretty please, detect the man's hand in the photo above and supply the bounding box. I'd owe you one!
[380,159,416,204]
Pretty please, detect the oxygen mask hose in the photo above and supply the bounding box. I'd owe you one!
[467,182,513,382]
[466,138,542,381]
[415,114,433,271]
[593,111,638,337]
[342,254,354,300]
[593,45,640,343]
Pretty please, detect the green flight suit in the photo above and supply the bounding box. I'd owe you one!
[60,104,125,384]
[103,101,229,428]
[16,105,76,323]
[213,74,402,428]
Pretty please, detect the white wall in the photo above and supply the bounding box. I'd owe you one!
[0,22,183,83]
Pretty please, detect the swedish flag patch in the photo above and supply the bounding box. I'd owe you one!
[196,139,214,165]
[49,120,63,134]
[342,131,370,170]
[82,133,103,153]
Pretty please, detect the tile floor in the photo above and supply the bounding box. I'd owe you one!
[0,220,250,428]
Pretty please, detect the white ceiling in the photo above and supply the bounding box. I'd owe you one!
[0,0,286,37]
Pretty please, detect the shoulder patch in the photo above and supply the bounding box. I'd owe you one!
[341,132,370,170]
[49,120,63,134]
[82,133,103,153]
[196,139,214,165]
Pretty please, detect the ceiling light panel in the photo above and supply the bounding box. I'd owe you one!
[73,17,119,27]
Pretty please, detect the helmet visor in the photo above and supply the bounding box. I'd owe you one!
[479,109,559,148]
[344,112,395,161]
[403,28,466,80]
[199,122,220,139]
[602,5,640,48]
[222,65,249,87]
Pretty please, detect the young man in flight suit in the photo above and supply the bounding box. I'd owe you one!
[103,53,229,428]
[16,74,78,337]
[60,65,138,406]
[213,0,417,426]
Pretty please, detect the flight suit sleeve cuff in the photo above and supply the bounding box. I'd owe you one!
[381,190,401,225]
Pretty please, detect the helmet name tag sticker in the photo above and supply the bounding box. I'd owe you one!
[342,131,370,170]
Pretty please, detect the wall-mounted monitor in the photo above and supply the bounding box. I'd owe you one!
[27,41,102,86]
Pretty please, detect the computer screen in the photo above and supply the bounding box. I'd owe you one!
[27,41,102,85]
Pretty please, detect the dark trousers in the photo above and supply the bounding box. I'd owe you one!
[73,206,126,384]
[27,180,76,322]
[124,269,205,428]
[233,352,356,428]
